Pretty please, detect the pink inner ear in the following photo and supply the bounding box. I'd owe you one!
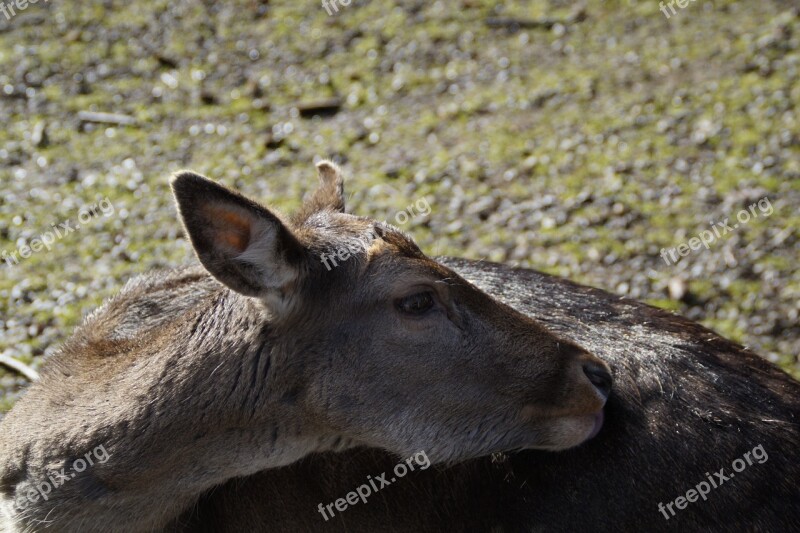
[203,205,252,254]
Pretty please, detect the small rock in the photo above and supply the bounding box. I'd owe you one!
[668,277,687,301]
[295,98,342,119]
[200,90,217,105]
[31,121,48,148]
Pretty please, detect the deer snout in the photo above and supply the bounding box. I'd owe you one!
[557,343,612,402]
[583,361,612,400]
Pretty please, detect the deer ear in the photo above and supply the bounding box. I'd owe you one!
[294,160,346,222]
[171,171,305,307]
[314,160,346,213]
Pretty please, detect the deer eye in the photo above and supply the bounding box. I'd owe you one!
[396,291,436,316]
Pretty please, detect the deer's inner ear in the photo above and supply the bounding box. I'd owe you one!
[203,206,254,253]
[171,171,306,309]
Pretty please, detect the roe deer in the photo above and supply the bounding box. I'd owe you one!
[178,261,800,532]
[0,161,612,532]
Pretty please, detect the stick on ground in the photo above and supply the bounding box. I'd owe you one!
[0,354,39,382]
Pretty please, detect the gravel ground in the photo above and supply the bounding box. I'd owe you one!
[0,0,798,412]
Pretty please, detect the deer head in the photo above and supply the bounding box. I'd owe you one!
[171,160,612,462]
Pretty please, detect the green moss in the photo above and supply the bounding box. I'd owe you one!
[0,0,797,413]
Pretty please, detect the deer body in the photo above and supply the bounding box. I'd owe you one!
[0,163,611,531]
[181,258,800,532]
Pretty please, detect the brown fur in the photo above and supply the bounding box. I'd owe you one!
[180,258,800,532]
[0,162,611,531]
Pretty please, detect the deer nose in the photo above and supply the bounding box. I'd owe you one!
[583,362,612,399]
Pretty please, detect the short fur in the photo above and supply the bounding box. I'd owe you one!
[0,163,610,531]
[180,258,800,532]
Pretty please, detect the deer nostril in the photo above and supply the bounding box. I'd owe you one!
[583,362,612,399]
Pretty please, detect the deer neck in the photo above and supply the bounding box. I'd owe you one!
[0,288,346,530]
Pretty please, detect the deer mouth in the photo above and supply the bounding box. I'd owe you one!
[516,405,606,449]
[557,409,605,448]
[586,410,605,440]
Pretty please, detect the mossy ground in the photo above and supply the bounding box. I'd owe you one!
[1,0,798,411]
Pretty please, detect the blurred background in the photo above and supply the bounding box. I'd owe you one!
[0,0,798,413]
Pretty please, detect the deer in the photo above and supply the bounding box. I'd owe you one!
[176,275,800,532]
[151,169,800,531]
[0,161,613,532]
[173,218,800,529]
